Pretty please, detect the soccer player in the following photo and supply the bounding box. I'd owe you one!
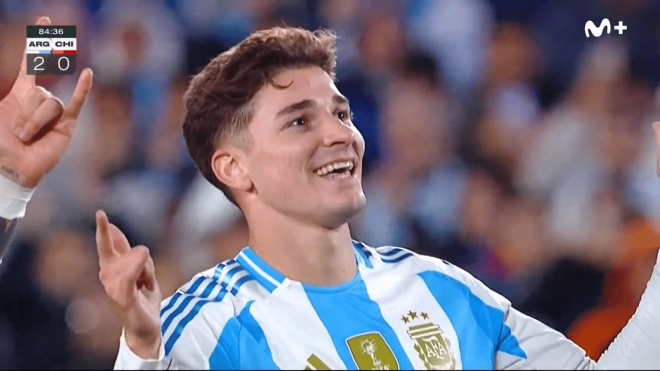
[1,21,659,370]
[100,27,660,369]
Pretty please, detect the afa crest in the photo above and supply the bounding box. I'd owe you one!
[402,311,456,370]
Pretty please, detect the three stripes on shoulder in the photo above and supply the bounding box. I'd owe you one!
[159,261,251,355]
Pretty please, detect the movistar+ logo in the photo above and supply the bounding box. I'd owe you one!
[585,19,628,38]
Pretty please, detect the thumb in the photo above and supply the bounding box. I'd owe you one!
[121,246,150,297]
[138,253,157,293]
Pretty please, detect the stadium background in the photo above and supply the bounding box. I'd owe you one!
[1,0,660,368]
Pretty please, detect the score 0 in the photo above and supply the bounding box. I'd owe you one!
[25,25,77,75]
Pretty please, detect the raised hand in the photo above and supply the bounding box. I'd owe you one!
[0,16,93,188]
[96,210,162,359]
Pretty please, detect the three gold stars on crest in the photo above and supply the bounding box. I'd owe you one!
[401,310,429,323]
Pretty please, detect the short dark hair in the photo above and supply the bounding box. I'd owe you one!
[182,27,338,205]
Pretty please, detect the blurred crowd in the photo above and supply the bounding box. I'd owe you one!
[1,0,660,369]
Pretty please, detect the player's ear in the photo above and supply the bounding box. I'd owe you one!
[211,147,252,192]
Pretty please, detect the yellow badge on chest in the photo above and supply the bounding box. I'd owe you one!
[346,332,399,370]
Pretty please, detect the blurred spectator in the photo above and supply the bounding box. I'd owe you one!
[457,164,550,304]
[406,0,495,98]
[170,174,242,278]
[517,40,654,265]
[353,61,466,258]
[471,22,541,172]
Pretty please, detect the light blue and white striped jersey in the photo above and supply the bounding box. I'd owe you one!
[114,242,596,370]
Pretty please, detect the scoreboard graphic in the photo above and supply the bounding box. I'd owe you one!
[26,25,77,75]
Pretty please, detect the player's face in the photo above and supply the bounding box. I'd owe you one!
[246,66,366,229]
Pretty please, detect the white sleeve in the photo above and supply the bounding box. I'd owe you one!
[113,329,171,370]
[596,251,660,369]
[495,303,595,370]
[0,173,34,220]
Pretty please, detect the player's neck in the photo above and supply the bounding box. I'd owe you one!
[246,210,357,287]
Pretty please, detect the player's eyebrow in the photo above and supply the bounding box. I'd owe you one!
[276,99,316,118]
[333,94,349,107]
[276,95,350,118]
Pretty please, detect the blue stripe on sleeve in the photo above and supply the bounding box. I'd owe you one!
[160,276,206,319]
[161,283,212,338]
[164,276,254,356]
[381,252,413,264]
[161,264,242,342]
[375,247,415,264]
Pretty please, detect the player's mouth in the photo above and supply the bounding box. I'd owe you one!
[313,160,356,179]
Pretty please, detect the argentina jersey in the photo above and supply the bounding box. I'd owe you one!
[114,242,595,370]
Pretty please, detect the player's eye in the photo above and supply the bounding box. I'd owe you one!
[336,110,353,122]
[289,117,307,128]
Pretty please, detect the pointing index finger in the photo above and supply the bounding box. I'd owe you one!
[109,223,132,255]
[96,210,117,263]
[62,68,93,121]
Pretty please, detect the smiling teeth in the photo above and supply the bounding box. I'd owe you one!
[315,161,354,176]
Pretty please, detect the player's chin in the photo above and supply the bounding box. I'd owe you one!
[318,193,367,229]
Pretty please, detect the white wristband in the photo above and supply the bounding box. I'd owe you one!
[0,173,34,220]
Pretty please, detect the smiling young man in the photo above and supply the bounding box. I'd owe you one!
[83,27,660,369]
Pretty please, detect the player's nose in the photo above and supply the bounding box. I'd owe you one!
[320,112,356,148]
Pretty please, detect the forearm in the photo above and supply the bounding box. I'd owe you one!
[596,253,660,369]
